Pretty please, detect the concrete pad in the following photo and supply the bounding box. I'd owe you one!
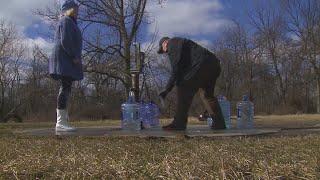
[16,125,281,138]
[279,127,320,136]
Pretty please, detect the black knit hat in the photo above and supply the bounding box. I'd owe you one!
[61,0,79,12]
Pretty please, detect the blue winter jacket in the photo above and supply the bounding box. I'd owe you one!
[49,16,83,81]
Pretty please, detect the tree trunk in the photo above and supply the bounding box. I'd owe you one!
[317,76,320,113]
[0,83,4,120]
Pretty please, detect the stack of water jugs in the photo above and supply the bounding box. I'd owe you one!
[210,95,254,129]
[121,90,160,131]
[121,90,254,130]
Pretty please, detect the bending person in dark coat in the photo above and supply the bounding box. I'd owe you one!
[49,0,83,132]
[158,37,226,130]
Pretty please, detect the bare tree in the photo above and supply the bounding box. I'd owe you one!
[0,20,26,122]
[248,1,289,105]
[282,0,320,113]
[214,21,256,100]
[78,0,147,92]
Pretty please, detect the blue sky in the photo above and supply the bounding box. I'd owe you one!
[0,0,260,53]
[141,0,256,49]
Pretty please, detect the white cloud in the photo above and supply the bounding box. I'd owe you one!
[147,0,231,43]
[194,39,213,49]
[0,0,54,30]
[25,37,54,54]
[0,0,55,56]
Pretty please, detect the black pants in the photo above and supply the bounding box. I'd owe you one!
[172,59,225,128]
[57,77,73,110]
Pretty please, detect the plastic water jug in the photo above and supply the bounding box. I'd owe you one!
[140,101,160,129]
[237,95,254,129]
[218,95,231,129]
[121,90,141,130]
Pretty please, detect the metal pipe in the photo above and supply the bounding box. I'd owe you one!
[144,61,165,108]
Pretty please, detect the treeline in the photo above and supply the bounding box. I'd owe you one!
[214,0,319,114]
[0,0,319,122]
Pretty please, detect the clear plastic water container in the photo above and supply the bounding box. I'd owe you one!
[121,91,141,131]
[140,101,160,129]
[237,95,254,129]
[150,101,160,127]
[218,95,231,129]
[207,117,214,127]
[139,101,148,128]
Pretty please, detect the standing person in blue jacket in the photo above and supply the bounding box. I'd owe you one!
[49,0,83,132]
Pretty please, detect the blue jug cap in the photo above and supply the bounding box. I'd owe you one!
[243,95,249,101]
[128,91,136,103]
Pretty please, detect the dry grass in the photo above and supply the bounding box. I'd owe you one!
[254,114,320,128]
[185,114,320,129]
[0,114,320,179]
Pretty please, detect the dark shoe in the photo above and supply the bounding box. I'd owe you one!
[162,123,186,131]
[210,114,226,130]
[208,99,226,130]
[211,125,226,130]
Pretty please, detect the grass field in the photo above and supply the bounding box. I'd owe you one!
[0,115,320,179]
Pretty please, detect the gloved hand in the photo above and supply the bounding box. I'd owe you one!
[159,89,169,100]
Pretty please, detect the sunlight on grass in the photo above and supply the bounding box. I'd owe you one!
[0,114,319,179]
